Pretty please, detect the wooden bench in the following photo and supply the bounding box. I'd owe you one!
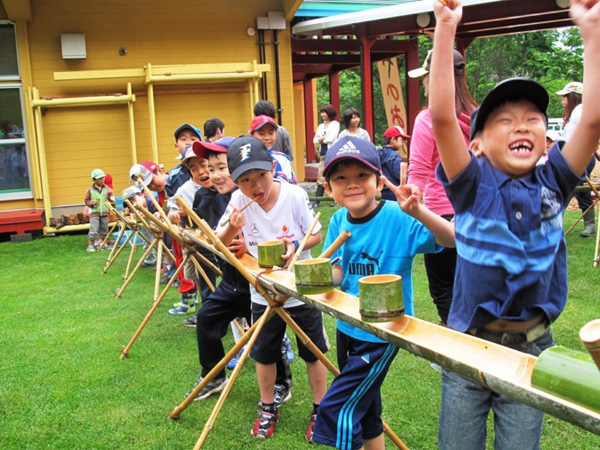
[0,209,45,235]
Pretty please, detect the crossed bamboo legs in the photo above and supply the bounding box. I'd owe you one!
[169,302,408,450]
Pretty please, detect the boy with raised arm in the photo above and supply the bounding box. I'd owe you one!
[312,136,454,450]
[429,1,600,448]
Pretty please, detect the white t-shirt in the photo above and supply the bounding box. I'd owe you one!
[564,103,582,142]
[217,180,322,307]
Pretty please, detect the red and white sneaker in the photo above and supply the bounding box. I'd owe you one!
[251,408,279,439]
[306,411,317,442]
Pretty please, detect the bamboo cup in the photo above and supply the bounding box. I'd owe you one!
[257,240,286,268]
[294,258,334,295]
[580,319,600,372]
[358,274,404,322]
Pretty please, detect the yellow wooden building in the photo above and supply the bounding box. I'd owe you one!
[0,0,306,234]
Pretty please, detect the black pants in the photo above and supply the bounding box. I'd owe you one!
[423,214,456,325]
[196,281,292,388]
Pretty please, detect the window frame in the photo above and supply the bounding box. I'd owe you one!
[0,84,33,201]
[0,21,21,81]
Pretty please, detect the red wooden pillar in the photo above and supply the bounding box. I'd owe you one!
[304,78,316,163]
[357,25,375,141]
[405,45,421,135]
[329,72,340,119]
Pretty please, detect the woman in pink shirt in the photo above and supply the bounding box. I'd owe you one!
[407,49,476,325]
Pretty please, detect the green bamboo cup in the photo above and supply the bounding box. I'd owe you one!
[531,346,600,413]
[257,240,286,268]
[294,258,334,295]
[358,274,404,323]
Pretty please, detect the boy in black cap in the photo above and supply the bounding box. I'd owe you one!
[217,136,328,440]
[429,1,600,448]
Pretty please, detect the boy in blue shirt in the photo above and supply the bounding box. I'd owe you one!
[312,136,455,449]
[429,1,600,448]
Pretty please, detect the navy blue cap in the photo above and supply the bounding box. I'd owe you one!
[470,77,549,140]
[323,136,381,178]
[174,123,202,140]
[227,136,273,182]
[192,137,235,160]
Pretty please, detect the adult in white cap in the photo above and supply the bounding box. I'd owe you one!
[407,48,477,326]
[557,81,595,237]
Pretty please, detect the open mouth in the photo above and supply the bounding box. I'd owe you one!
[509,140,534,155]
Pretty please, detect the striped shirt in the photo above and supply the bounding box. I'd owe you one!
[437,143,582,332]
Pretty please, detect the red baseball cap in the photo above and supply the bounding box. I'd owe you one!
[192,137,235,160]
[384,126,410,140]
[104,173,114,189]
[249,115,278,134]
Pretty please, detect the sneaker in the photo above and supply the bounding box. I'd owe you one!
[273,384,292,406]
[182,315,197,328]
[258,384,292,408]
[168,292,197,315]
[283,335,295,362]
[86,245,95,252]
[251,408,279,439]
[306,411,317,442]
[184,376,228,401]
[226,348,245,370]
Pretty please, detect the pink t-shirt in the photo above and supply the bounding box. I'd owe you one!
[408,109,471,215]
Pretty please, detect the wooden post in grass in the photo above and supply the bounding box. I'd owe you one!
[119,254,188,359]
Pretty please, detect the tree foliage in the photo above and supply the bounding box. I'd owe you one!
[315,27,584,144]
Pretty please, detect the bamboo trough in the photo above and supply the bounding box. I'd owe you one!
[182,229,600,436]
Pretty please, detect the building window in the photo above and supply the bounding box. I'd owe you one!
[0,22,20,80]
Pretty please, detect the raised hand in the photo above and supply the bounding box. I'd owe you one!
[433,0,463,26]
[571,0,600,36]
[382,162,421,213]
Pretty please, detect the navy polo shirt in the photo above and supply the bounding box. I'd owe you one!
[436,143,582,332]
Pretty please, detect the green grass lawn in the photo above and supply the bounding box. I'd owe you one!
[0,209,599,449]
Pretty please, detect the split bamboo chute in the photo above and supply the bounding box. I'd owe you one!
[176,197,600,437]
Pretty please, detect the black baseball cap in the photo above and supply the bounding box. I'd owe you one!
[227,136,273,182]
[323,136,381,178]
[470,77,549,140]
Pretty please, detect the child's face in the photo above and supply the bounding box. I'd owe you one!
[325,161,383,219]
[175,130,201,154]
[477,100,546,178]
[148,170,168,192]
[94,177,105,187]
[390,136,405,151]
[208,153,236,194]
[252,125,277,149]
[188,157,212,189]
[235,164,277,207]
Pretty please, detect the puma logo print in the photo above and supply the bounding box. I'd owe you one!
[361,250,383,270]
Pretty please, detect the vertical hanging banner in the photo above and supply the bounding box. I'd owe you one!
[377,58,408,159]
